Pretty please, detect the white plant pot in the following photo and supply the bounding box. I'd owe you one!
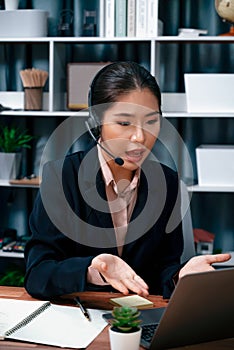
[4,0,19,10]
[0,152,21,180]
[109,326,142,350]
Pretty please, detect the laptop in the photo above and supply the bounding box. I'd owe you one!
[103,268,234,349]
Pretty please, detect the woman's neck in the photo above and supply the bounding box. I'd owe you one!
[108,160,135,184]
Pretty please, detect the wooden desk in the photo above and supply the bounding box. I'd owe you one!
[0,286,234,350]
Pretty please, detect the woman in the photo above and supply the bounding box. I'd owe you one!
[24,61,230,300]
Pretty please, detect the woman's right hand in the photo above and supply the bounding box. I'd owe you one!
[90,253,149,297]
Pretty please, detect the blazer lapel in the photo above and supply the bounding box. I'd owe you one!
[80,146,116,246]
[124,160,167,249]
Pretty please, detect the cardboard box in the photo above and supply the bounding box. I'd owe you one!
[67,62,109,110]
[184,74,234,113]
[196,145,234,186]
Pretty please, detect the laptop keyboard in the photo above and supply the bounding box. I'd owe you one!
[141,323,158,348]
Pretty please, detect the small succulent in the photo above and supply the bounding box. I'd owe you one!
[0,125,34,153]
[110,306,141,333]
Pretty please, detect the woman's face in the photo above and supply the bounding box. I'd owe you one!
[100,88,161,172]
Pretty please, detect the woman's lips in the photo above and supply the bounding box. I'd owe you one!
[125,149,146,163]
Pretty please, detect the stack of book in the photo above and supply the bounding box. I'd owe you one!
[99,0,159,38]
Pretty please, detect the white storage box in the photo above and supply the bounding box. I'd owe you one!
[184,74,234,113]
[196,145,234,186]
[0,10,48,37]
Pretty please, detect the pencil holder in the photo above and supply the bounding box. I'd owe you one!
[24,87,43,110]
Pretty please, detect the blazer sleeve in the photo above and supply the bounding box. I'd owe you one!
[24,158,95,299]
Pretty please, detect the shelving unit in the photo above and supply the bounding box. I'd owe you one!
[0,35,234,209]
[0,0,234,267]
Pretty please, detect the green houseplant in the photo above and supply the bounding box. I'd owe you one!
[0,124,33,179]
[108,306,142,350]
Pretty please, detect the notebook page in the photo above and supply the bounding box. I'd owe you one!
[7,303,107,348]
[0,298,49,338]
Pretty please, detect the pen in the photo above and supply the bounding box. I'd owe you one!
[74,297,91,321]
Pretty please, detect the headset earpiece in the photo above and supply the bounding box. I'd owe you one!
[86,113,100,139]
[87,63,115,139]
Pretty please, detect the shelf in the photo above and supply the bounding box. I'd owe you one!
[1,109,234,119]
[157,35,234,43]
[0,180,39,188]
[162,93,234,118]
[2,180,234,192]
[187,184,234,193]
[0,35,234,43]
[1,92,233,118]
[0,36,154,43]
[0,250,24,258]
[0,110,89,118]
[163,112,234,118]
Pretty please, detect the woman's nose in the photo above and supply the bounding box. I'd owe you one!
[130,126,145,143]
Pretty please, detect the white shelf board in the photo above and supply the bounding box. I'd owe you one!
[0,250,24,258]
[0,35,233,43]
[1,109,234,118]
[0,37,51,43]
[0,36,153,43]
[0,180,39,188]
[157,36,234,42]
[163,112,234,118]
[187,184,234,192]
[0,110,89,117]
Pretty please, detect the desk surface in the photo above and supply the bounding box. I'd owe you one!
[0,286,234,350]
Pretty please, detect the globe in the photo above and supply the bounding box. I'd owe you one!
[215,0,234,35]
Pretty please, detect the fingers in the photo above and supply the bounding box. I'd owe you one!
[134,274,149,290]
[205,253,231,264]
[213,253,231,262]
[108,276,149,297]
[108,279,130,295]
[123,278,149,297]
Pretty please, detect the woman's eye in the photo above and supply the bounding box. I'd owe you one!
[117,121,130,126]
[146,119,158,125]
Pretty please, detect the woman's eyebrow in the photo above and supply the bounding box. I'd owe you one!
[145,111,161,117]
[113,111,160,118]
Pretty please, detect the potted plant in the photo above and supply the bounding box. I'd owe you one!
[108,306,142,350]
[0,124,33,180]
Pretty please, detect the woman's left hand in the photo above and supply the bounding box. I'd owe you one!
[179,253,231,279]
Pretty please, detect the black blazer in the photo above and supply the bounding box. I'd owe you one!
[24,143,183,300]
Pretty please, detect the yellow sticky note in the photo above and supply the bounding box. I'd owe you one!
[109,295,154,309]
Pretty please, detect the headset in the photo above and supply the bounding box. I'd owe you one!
[85,63,124,166]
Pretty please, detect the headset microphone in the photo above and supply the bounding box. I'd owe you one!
[85,121,124,166]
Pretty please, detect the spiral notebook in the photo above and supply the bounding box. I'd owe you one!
[0,298,106,348]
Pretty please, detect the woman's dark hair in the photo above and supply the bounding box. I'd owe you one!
[89,61,162,114]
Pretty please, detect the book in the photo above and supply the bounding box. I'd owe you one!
[115,0,127,37]
[147,0,158,37]
[127,0,136,37]
[105,0,115,37]
[97,0,105,37]
[136,0,147,37]
[109,295,154,309]
[0,298,106,348]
